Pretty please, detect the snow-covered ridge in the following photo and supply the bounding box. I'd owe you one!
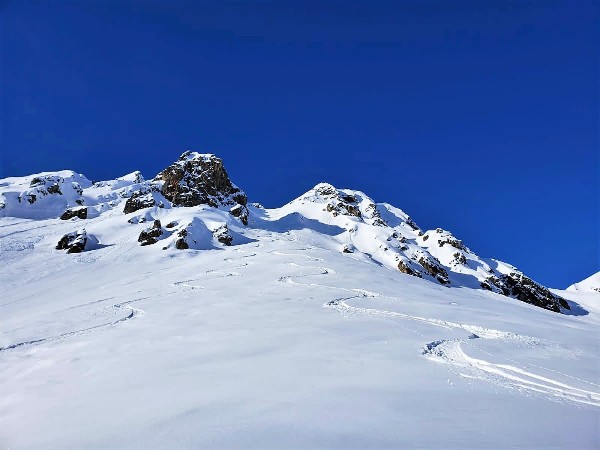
[0,151,576,313]
[568,272,600,293]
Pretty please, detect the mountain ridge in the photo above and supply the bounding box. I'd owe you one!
[0,151,584,313]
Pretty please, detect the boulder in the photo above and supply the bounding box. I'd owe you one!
[213,224,233,246]
[60,207,88,220]
[123,192,156,214]
[230,204,249,225]
[138,220,163,246]
[56,229,87,253]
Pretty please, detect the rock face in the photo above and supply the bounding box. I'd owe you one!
[482,273,569,313]
[60,207,88,220]
[417,255,450,285]
[154,151,247,208]
[56,229,87,253]
[138,220,163,246]
[123,192,156,214]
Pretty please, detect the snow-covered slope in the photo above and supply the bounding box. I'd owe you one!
[1,152,598,448]
[569,272,600,293]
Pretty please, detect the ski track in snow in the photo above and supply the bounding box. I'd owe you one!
[278,264,600,408]
[0,298,147,353]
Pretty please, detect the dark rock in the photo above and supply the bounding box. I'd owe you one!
[175,230,190,250]
[175,229,189,250]
[398,260,422,278]
[438,237,467,251]
[418,256,450,285]
[165,221,177,229]
[154,152,247,209]
[485,273,569,313]
[230,204,249,225]
[46,184,62,195]
[60,207,88,220]
[405,217,419,231]
[342,245,354,253]
[138,220,163,246]
[365,203,387,227]
[123,192,156,214]
[213,224,233,246]
[453,252,467,265]
[56,230,87,253]
[26,194,37,204]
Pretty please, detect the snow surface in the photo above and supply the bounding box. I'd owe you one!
[0,172,599,448]
[569,271,600,294]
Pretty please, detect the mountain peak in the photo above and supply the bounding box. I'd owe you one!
[177,150,218,163]
[154,151,247,210]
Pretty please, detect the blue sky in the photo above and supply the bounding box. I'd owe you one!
[1,1,598,288]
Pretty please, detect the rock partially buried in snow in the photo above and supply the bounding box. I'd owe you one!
[213,224,233,246]
[56,229,88,253]
[123,191,156,214]
[138,220,163,246]
[60,207,88,220]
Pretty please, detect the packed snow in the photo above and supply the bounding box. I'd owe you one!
[0,162,598,448]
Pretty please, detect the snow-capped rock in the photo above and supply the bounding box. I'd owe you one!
[153,151,248,217]
[55,228,94,253]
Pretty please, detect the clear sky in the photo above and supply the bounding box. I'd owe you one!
[1,1,598,288]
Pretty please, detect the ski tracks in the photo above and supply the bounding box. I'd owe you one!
[325,297,600,408]
[0,297,147,354]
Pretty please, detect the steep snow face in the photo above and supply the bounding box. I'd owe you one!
[568,272,600,293]
[271,183,569,312]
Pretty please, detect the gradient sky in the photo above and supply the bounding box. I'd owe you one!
[1,1,598,288]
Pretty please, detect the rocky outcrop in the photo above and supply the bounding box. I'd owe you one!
[123,192,156,214]
[315,184,362,218]
[56,229,87,253]
[230,204,249,225]
[481,273,569,313]
[398,260,422,278]
[174,229,189,249]
[417,256,450,285]
[154,152,247,208]
[138,220,163,246]
[60,207,88,220]
[213,224,233,246]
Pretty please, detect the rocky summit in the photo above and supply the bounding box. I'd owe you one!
[0,151,572,313]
